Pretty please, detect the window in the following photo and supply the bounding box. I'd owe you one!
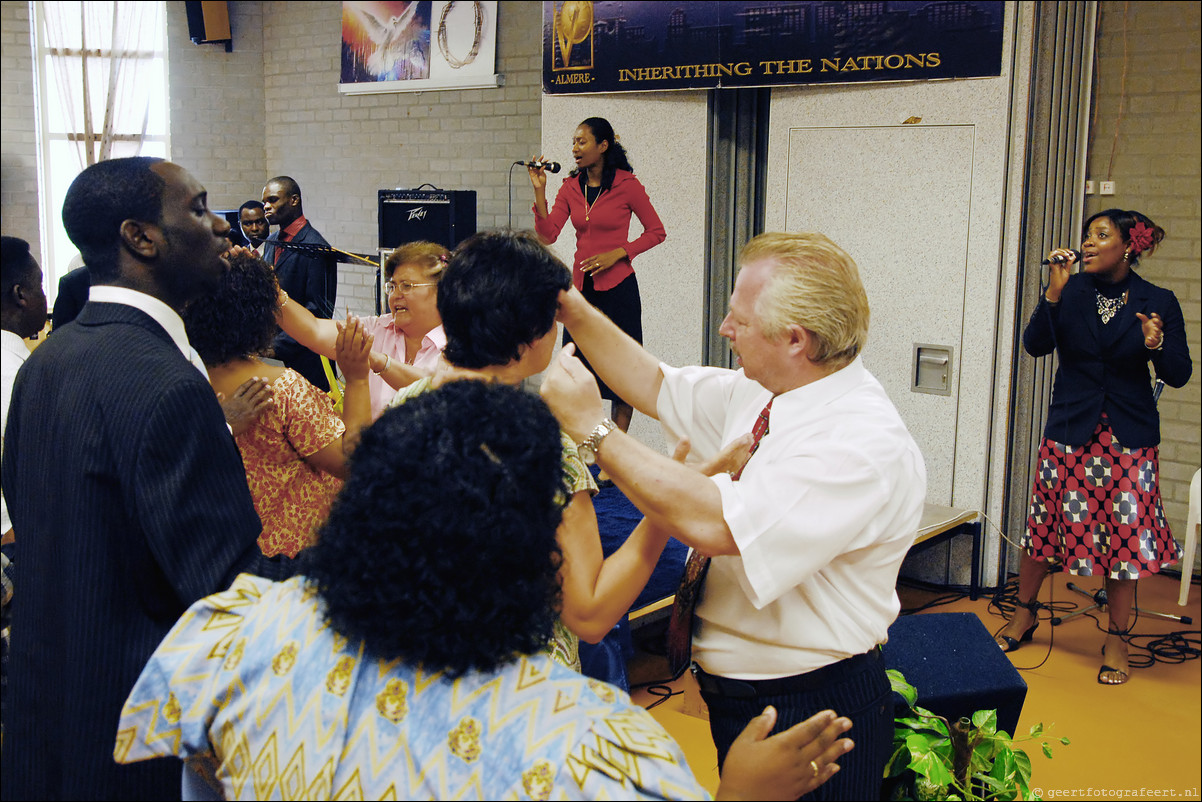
[32,1,169,289]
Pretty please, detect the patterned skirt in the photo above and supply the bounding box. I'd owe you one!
[1023,416,1178,580]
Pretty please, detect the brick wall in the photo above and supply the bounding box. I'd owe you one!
[1,2,40,264]
[261,0,543,317]
[1,1,541,319]
[166,1,267,214]
[1086,1,1201,548]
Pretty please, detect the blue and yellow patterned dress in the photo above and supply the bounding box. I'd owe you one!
[114,574,709,800]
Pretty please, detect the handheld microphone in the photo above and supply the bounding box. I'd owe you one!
[1040,249,1082,265]
[515,159,562,174]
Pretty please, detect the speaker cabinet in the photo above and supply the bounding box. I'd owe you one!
[185,1,232,49]
[883,612,1028,737]
[378,189,477,251]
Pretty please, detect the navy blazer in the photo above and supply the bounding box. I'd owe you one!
[0,302,287,799]
[1023,271,1191,448]
[263,221,338,389]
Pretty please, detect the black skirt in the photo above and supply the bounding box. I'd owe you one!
[562,272,643,403]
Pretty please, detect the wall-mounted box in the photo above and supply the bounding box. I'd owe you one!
[913,344,953,396]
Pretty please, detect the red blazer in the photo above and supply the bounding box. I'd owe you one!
[534,169,666,291]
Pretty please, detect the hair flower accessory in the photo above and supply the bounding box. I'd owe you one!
[1127,221,1155,256]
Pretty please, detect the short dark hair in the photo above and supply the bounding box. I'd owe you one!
[181,249,279,365]
[238,199,265,215]
[439,230,571,369]
[61,157,166,283]
[303,380,568,677]
[265,175,301,200]
[1,236,37,291]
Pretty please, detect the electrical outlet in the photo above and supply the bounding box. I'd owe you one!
[1100,181,1116,195]
[1085,180,1095,194]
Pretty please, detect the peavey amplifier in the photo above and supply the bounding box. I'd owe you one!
[377,188,476,251]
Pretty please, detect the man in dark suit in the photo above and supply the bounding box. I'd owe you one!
[1,157,290,800]
[239,198,271,257]
[261,175,337,390]
[50,262,90,331]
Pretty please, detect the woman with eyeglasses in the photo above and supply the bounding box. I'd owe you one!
[277,241,450,418]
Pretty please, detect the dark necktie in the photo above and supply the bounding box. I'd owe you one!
[665,397,773,678]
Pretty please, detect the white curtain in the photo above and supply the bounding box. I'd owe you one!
[40,1,164,168]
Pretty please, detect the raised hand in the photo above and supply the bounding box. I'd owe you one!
[1043,248,1078,303]
[335,314,374,383]
[1136,312,1164,350]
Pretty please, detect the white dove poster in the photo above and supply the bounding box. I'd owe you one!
[340,1,499,94]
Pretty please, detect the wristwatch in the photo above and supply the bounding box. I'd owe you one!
[577,419,617,465]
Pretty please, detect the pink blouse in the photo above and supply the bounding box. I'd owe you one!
[361,316,446,419]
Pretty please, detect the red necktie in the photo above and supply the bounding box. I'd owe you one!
[273,232,289,266]
[665,397,773,678]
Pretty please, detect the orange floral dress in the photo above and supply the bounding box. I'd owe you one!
[237,369,344,558]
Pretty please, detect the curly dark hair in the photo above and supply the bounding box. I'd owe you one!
[439,229,571,369]
[302,381,568,677]
[62,157,165,283]
[1083,208,1166,267]
[181,249,280,365]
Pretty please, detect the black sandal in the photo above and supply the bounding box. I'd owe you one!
[995,600,1040,653]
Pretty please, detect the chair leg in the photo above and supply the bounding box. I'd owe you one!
[1180,469,1200,608]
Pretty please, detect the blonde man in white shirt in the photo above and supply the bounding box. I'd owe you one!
[542,231,926,800]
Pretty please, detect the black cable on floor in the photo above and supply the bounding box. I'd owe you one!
[896,576,968,614]
[640,684,683,710]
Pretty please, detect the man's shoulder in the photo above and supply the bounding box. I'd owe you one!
[295,222,330,246]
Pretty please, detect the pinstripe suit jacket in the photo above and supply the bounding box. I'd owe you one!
[0,301,266,800]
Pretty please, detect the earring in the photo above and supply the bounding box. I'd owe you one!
[1123,249,1131,262]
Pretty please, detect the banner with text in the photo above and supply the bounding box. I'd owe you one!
[543,1,1004,94]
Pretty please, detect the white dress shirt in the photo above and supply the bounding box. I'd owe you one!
[89,286,208,378]
[657,357,926,679]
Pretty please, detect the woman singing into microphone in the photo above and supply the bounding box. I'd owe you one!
[996,209,1191,685]
[528,117,665,464]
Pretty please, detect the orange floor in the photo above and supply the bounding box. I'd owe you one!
[631,571,1202,798]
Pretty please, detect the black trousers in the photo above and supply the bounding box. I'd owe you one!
[696,649,892,801]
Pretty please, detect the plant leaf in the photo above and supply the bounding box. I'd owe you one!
[1028,722,1044,737]
[971,708,998,734]
[1013,748,1032,785]
[908,750,955,787]
[889,668,919,707]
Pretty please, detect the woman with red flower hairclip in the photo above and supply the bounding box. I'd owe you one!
[996,209,1192,686]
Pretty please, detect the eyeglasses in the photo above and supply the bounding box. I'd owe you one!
[384,280,437,295]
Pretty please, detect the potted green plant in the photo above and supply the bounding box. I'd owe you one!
[884,669,1069,801]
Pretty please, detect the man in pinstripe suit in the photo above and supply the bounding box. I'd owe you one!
[1,158,291,800]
